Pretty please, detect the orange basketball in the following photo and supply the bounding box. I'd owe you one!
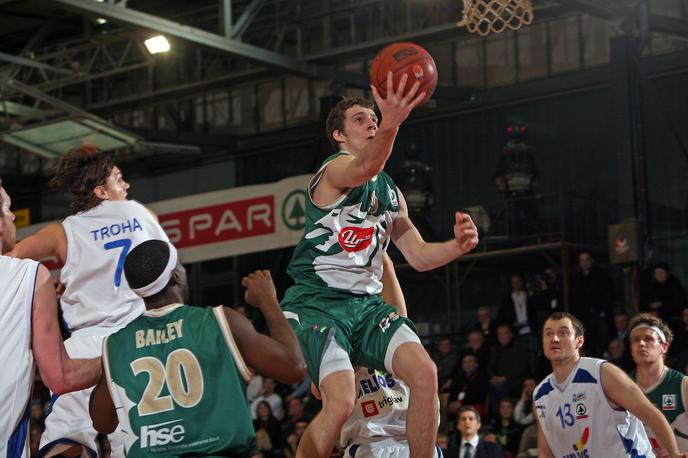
[370,42,437,106]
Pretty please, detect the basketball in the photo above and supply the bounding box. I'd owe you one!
[370,42,438,106]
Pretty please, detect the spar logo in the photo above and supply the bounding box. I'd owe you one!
[140,419,185,448]
[338,226,374,252]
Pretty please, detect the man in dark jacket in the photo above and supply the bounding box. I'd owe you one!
[446,406,504,458]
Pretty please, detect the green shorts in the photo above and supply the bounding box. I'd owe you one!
[281,284,419,385]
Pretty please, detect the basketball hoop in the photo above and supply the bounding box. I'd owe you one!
[458,0,534,36]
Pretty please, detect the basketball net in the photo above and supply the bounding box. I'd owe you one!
[458,0,534,36]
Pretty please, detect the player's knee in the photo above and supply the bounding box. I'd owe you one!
[323,394,356,423]
[404,358,437,394]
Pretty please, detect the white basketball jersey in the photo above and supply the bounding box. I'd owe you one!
[340,367,426,448]
[0,256,39,458]
[534,357,654,458]
[60,200,169,333]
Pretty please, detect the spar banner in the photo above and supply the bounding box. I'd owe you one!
[16,174,311,266]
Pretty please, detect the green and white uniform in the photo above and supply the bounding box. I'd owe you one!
[282,152,418,384]
[103,303,256,457]
[633,367,688,450]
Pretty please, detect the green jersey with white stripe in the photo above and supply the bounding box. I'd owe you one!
[287,152,401,295]
[103,303,256,457]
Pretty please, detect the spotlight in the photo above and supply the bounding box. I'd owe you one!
[144,35,170,54]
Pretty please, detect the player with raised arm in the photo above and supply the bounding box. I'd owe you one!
[629,313,688,456]
[0,179,101,457]
[281,72,478,458]
[534,312,687,458]
[8,147,170,458]
[89,240,306,457]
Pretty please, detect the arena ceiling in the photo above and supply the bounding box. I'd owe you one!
[0,0,686,187]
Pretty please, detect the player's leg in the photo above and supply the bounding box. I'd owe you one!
[297,369,356,458]
[391,338,439,458]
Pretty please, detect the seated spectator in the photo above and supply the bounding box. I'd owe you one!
[612,311,629,342]
[437,432,449,456]
[448,354,489,420]
[281,397,312,436]
[475,306,498,345]
[489,398,523,457]
[513,378,536,426]
[251,377,284,420]
[446,406,504,458]
[283,419,308,458]
[433,336,459,393]
[255,429,275,458]
[515,423,537,458]
[488,325,531,413]
[465,329,491,369]
[254,400,284,451]
[641,264,687,323]
[606,337,633,373]
[671,307,688,362]
[30,400,45,429]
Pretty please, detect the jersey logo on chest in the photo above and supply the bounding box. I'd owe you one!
[338,226,374,252]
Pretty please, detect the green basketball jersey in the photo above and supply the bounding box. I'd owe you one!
[103,303,256,457]
[287,152,401,295]
[634,367,688,448]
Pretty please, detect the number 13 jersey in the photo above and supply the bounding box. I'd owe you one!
[60,200,170,333]
[534,357,653,458]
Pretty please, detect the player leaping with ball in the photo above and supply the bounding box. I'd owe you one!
[280,70,479,458]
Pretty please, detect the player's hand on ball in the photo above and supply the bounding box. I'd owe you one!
[370,71,425,130]
[242,270,278,308]
[453,212,479,255]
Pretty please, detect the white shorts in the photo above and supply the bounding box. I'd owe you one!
[38,333,124,458]
[344,438,443,458]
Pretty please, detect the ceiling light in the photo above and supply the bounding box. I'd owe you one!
[96,18,107,25]
[144,35,170,54]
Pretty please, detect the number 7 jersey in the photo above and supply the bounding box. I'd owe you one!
[534,357,653,458]
[60,200,170,333]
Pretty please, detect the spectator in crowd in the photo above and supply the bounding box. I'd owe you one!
[531,269,563,329]
[612,311,630,342]
[448,353,489,420]
[434,336,460,393]
[641,264,687,323]
[254,429,275,458]
[446,406,504,458]
[515,423,537,458]
[606,337,633,373]
[497,274,537,338]
[489,398,523,457]
[283,419,308,458]
[251,377,284,420]
[30,400,45,429]
[465,330,491,369]
[281,397,312,437]
[475,306,498,345]
[672,308,688,365]
[570,251,614,356]
[513,378,536,427]
[254,400,284,452]
[488,324,531,413]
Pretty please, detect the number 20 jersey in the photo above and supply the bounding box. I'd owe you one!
[534,357,653,458]
[60,200,170,333]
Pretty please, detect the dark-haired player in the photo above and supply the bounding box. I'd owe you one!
[281,73,479,458]
[629,313,688,454]
[0,179,102,457]
[534,312,686,458]
[89,240,306,457]
[9,148,169,457]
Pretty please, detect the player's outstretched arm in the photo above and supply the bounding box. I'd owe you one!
[392,189,479,272]
[601,362,683,458]
[32,264,102,394]
[324,72,425,191]
[89,367,118,434]
[381,253,407,318]
[7,223,67,264]
[227,270,306,384]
